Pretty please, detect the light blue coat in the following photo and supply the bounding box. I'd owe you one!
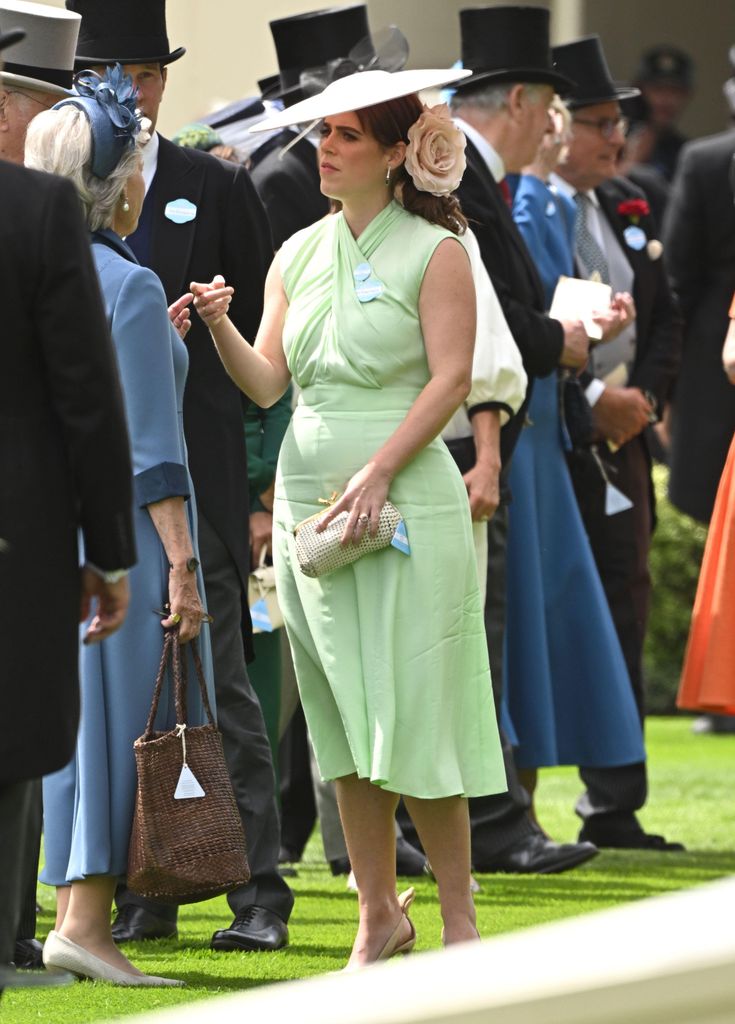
[42,231,215,884]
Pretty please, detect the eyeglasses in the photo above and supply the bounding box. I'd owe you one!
[572,115,629,140]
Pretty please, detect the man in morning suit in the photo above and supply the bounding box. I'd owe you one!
[66,0,294,951]
[663,84,735,525]
[551,36,683,850]
[0,21,135,984]
[0,0,88,972]
[449,5,597,875]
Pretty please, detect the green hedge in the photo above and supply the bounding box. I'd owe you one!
[643,464,708,713]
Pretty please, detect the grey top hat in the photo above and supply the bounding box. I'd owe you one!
[0,0,80,95]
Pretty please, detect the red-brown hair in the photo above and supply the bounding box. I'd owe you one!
[332,93,467,235]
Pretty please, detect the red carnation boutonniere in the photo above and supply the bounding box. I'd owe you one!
[617,198,650,224]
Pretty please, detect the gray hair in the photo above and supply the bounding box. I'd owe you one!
[24,105,143,231]
[451,81,548,115]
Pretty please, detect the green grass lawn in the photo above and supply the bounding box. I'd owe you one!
[4,717,734,1023]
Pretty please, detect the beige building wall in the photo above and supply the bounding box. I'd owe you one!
[35,0,728,141]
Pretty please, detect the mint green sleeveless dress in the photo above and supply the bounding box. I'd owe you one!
[274,201,506,799]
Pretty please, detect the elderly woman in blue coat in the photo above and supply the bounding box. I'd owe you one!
[25,67,214,987]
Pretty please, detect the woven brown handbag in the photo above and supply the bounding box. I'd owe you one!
[127,629,250,904]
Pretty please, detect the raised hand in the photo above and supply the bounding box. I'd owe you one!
[191,275,234,327]
[168,292,193,339]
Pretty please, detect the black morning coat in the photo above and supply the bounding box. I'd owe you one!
[0,161,135,784]
[663,128,735,523]
[250,131,329,250]
[129,136,273,647]
[591,176,681,423]
[456,138,564,468]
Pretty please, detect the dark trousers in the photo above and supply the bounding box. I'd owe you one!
[467,506,537,858]
[118,513,293,924]
[0,780,39,965]
[568,439,651,822]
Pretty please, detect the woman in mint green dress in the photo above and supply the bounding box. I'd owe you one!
[193,69,506,967]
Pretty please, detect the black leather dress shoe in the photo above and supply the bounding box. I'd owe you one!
[13,938,45,970]
[474,833,599,874]
[210,906,288,952]
[329,856,351,876]
[579,822,685,851]
[111,904,178,943]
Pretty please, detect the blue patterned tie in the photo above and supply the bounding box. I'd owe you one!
[574,192,610,284]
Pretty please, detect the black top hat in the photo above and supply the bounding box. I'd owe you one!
[0,25,24,52]
[265,4,373,105]
[551,36,639,109]
[635,45,693,90]
[454,6,574,96]
[66,0,185,68]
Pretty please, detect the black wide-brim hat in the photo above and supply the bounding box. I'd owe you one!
[0,25,25,51]
[454,5,574,96]
[264,4,373,105]
[66,0,185,68]
[551,36,639,109]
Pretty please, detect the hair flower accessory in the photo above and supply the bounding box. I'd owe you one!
[53,63,142,179]
[404,103,466,197]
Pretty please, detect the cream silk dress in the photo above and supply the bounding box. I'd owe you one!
[273,201,506,799]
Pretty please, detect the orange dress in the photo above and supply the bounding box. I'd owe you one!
[677,431,735,715]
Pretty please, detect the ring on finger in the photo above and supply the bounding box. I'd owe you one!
[358,513,369,524]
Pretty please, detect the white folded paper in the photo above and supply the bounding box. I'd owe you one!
[549,275,613,341]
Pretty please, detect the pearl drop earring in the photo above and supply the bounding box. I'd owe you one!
[121,192,130,213]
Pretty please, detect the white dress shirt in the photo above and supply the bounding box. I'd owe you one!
[141,130,159,196]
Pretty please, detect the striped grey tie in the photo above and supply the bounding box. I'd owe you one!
[574,192,610,284]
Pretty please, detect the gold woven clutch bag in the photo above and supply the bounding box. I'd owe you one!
[294,495,403,579]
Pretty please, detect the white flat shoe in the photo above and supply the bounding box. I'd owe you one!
[43,931,184,987]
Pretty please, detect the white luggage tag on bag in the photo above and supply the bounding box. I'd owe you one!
[173,724,205,799]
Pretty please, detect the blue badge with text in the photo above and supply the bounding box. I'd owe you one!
[165,198,197,224]
[623,225,646,251]
[390,519,411,555]
[354,261,384,302]
[251,598,275,632]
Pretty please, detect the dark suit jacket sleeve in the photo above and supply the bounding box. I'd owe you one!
[460,182,564,378]
[225,163,274,345]
[36,177,135,570]
[662,144,707,321]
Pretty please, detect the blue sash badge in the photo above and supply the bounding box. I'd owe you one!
[251,597,275,632]
[165,198,197,224]
[391,518,411,555]
[623,225,646,251]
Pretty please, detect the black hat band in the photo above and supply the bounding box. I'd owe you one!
[76,33,171,61]
[2,60,73,88]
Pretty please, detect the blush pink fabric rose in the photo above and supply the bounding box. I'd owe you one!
[404,103,467,197]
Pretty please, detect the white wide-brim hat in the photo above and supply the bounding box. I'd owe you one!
[0,0,80,96]
[249,67,471,133]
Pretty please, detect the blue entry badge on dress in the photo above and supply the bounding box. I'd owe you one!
[354,261,384,302]
[623,225,646,251]
[390,518,411,555]
[165,198,197,224]
[251,597,275,632]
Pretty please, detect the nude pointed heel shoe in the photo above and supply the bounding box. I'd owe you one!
[377,887,417,960]
[43,931,185,987]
